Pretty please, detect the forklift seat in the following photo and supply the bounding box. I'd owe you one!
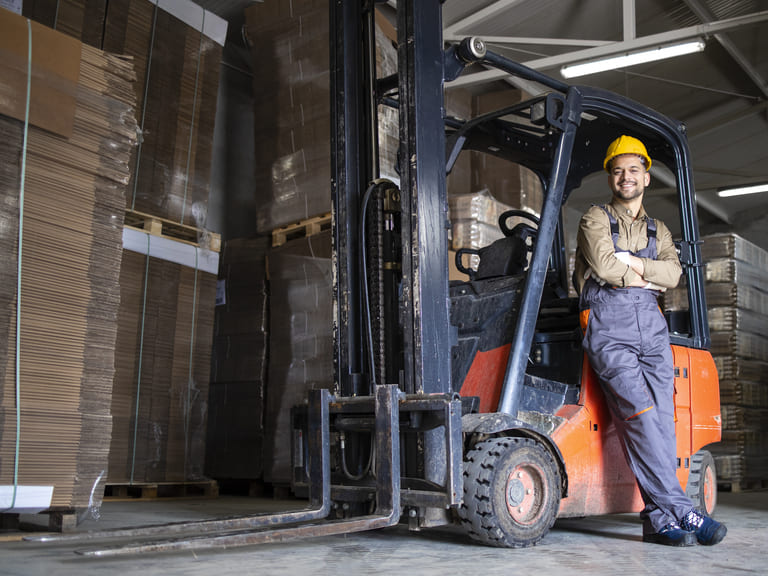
[455,234,530,281]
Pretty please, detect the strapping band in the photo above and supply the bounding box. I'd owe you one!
[4,17,33,514]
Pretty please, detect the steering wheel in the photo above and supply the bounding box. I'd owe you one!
[498,209,539,251]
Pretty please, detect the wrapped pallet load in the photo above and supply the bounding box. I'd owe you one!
[108,234,219,486]
[245,2,399,233]
[0,10,137,525]
[102,0,225,491]
[264,232,333,485]
[21,0,226,228]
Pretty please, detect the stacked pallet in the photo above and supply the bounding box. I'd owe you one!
[701,234,768,490]
[10,0,230,497]
[205,238,270,481]
[103,0,226,226]
[245,0,331,233]
[0,12,137,517]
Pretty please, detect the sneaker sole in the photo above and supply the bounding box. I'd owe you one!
[642,532,698,547]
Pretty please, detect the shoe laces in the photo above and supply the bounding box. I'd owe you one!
[683,509,704,530]
[660,521,684,534]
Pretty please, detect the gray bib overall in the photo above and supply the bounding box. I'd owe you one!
[580,206,693,533]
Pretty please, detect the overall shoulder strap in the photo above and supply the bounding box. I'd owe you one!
[597,204,620,247]
[645,217,658,258]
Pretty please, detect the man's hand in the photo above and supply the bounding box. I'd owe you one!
[615,251,645,277]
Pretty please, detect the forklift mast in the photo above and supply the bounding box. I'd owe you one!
[331,0,453,400]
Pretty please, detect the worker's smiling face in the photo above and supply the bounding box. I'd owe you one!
[608,154,650,202]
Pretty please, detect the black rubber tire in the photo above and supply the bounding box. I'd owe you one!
[686,449,717,515]
[458,436,561,548]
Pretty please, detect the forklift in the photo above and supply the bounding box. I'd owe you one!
[29,0,721,555]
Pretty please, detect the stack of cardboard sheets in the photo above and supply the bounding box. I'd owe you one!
[107,249,217,483]
[700,234,768,487]
[0,12,137,514]
[103,0,226,486]
[24,0,226,227]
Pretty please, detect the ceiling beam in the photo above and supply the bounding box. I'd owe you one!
[443,0,526,36]
[682,0,768,100]
[687,100,768,140]
[448,10,768,88]
[623,0,636,41]
[650,166,732,224]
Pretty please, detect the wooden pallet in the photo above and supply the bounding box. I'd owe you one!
[1,509,80,533]
[718,478,768,493]
[271,213,331,247]
[104,480,219,500]
[124,209,221,252]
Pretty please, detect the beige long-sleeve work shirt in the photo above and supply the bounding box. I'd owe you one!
[574,201,682,294]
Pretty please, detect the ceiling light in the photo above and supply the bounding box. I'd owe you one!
[560,40,706,79]
[718,183,768,198]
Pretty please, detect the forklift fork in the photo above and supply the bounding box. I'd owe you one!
[26,386,402,556]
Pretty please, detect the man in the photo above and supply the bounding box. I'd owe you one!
[574,135,727,547]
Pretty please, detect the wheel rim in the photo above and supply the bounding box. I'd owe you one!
[703,464,717,514]
[505,463,547,525]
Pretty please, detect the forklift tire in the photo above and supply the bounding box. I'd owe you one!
[686,449,717,515]
[458,436,560,548]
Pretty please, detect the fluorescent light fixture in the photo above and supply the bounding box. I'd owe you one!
[718,183,768,198]
[561,40,706,79]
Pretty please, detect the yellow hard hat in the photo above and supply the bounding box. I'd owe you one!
[603,135,651,172]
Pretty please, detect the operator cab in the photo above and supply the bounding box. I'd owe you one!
[446,89,709,423]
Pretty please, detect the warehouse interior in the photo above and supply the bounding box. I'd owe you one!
[0,0,767,573]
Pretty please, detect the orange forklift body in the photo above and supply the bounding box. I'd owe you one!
[461,343,722,518]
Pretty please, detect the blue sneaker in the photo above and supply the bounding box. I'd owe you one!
[642,522,697,547]
[681,509,727,546]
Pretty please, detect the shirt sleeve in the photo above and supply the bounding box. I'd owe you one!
[640,220,682,289]
[576,206,639,287]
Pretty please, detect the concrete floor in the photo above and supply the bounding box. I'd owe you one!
[0,490,765,576]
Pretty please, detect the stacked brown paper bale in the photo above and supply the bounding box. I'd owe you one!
[108,250,217,483]
[206,237,270,480]
[0,21,137,514]
[698,234,768,487]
